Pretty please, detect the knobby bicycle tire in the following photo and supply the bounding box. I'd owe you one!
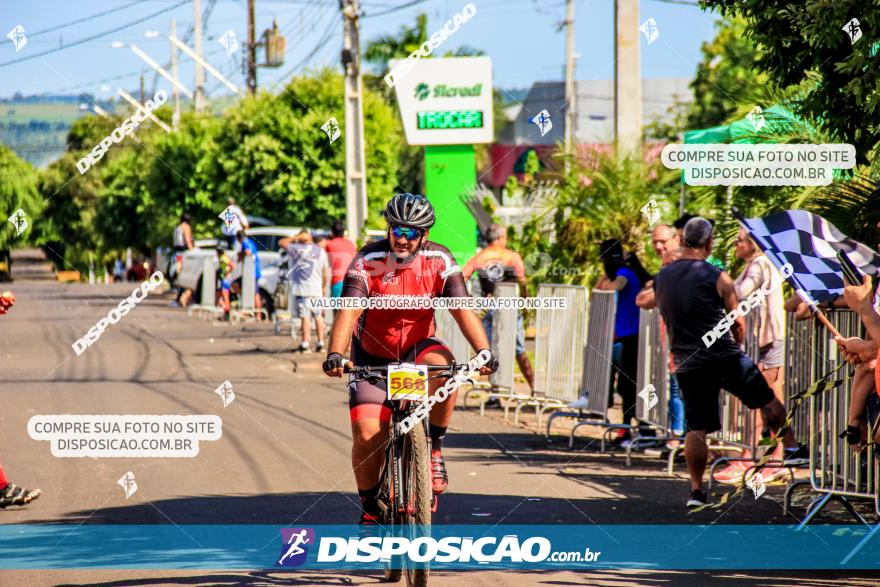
[403,421,432,587]
[382,441,403,583]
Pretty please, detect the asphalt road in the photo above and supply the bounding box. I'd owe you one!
[0,281,877,586]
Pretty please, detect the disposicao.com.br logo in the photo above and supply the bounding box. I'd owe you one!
[317,534,600,565]
[274,527,602,569]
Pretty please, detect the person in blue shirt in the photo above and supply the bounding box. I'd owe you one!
[595,239,652,442]
[236,230,264,319]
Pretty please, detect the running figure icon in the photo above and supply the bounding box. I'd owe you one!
[278,529,311,565]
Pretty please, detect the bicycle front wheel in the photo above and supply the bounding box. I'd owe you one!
[403,421,432,587]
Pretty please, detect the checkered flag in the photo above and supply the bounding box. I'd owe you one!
[736,209,880,305]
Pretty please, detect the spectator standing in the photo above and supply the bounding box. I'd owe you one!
[173,213,195,307]
[113,258,124,282]
[236,230,264,320]
[636,224,686,450]
[653,218,796,508]
[324,220,357,298]
[595,239,651,442]
[714,229,790,483]
[216,246,235,317]
[221,198,249,249]
[462,223,534,391]
[279,231,330,352]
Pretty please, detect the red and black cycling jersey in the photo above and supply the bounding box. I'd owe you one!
[342,238,469,360]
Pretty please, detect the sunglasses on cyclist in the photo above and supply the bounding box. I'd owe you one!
[390,225,424,240]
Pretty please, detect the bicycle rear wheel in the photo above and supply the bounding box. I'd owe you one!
[403,421,432,587]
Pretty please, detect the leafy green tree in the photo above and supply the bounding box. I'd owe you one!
[205,68,402,234]
[145,111,221,243]
[0,144,41,250]
[510,150,678,291]
[703,0,880,163]
[687,15,770,130]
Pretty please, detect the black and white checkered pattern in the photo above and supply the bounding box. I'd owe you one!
[740,210,880,304]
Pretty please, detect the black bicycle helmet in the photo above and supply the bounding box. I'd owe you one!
[383,193,436,230]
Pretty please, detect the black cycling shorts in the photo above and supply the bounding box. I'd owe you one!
[348,336,452,422]
[675,353,774,434]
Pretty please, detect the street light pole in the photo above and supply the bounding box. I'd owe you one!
[194,0,206,112]
[171,19,180,128]
[563,0,576,163]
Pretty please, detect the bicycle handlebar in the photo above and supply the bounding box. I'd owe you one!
[342,359,470,380]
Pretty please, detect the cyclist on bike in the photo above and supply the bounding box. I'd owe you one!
[322,193,497,525]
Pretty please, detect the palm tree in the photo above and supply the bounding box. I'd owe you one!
[510,149,679,289]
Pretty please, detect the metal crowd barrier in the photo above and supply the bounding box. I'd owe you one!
[231,255,269,322]
[188,256,223,319]
[625,308,677,466]
[543,291,618,446]
[434,308,473,364]
[784,313,814,445]
[795,310,876,527]
[460,283,532,417]
[520,284,589,430]
[541,289,617,442]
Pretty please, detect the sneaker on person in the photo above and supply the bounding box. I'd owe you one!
[783,445,809,466]
[431,450,448,495]
[714,460,751,485]
[567,396,590,410]
[0,483,41,508]
[686,489,708,509]
[299,343,311,354]
[757,466,791,483]
[315,341,325,352]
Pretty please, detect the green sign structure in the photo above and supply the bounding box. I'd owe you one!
[389,57,493,262]
[424,145,478,262]
[417,110,484,130]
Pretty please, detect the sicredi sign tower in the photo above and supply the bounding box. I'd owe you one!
[390,56,493,260]
[390,56,493,146]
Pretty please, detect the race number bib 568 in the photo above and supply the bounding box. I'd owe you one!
[387,363,428,401]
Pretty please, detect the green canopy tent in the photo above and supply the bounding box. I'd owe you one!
[679,104,847,213]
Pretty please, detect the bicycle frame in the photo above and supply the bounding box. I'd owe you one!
[383,399,432,517]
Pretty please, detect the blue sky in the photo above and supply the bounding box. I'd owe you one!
[0,0,720,99]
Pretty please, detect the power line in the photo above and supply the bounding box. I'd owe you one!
[270,10,341,89]
[0,1,143,45]
[362,0,430,18]
[0,0,189,69]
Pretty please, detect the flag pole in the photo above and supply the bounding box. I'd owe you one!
[732,208,843,340]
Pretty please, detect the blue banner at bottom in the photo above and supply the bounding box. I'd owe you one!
[0,524,878,570]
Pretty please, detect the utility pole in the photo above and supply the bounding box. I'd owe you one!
[341,0,368,241]
[614,0,642,156]
[247,0,257,95]
[193,0,206,112]
[171,19,180,128]
[563,0,576,161]
[139,73,144,103]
